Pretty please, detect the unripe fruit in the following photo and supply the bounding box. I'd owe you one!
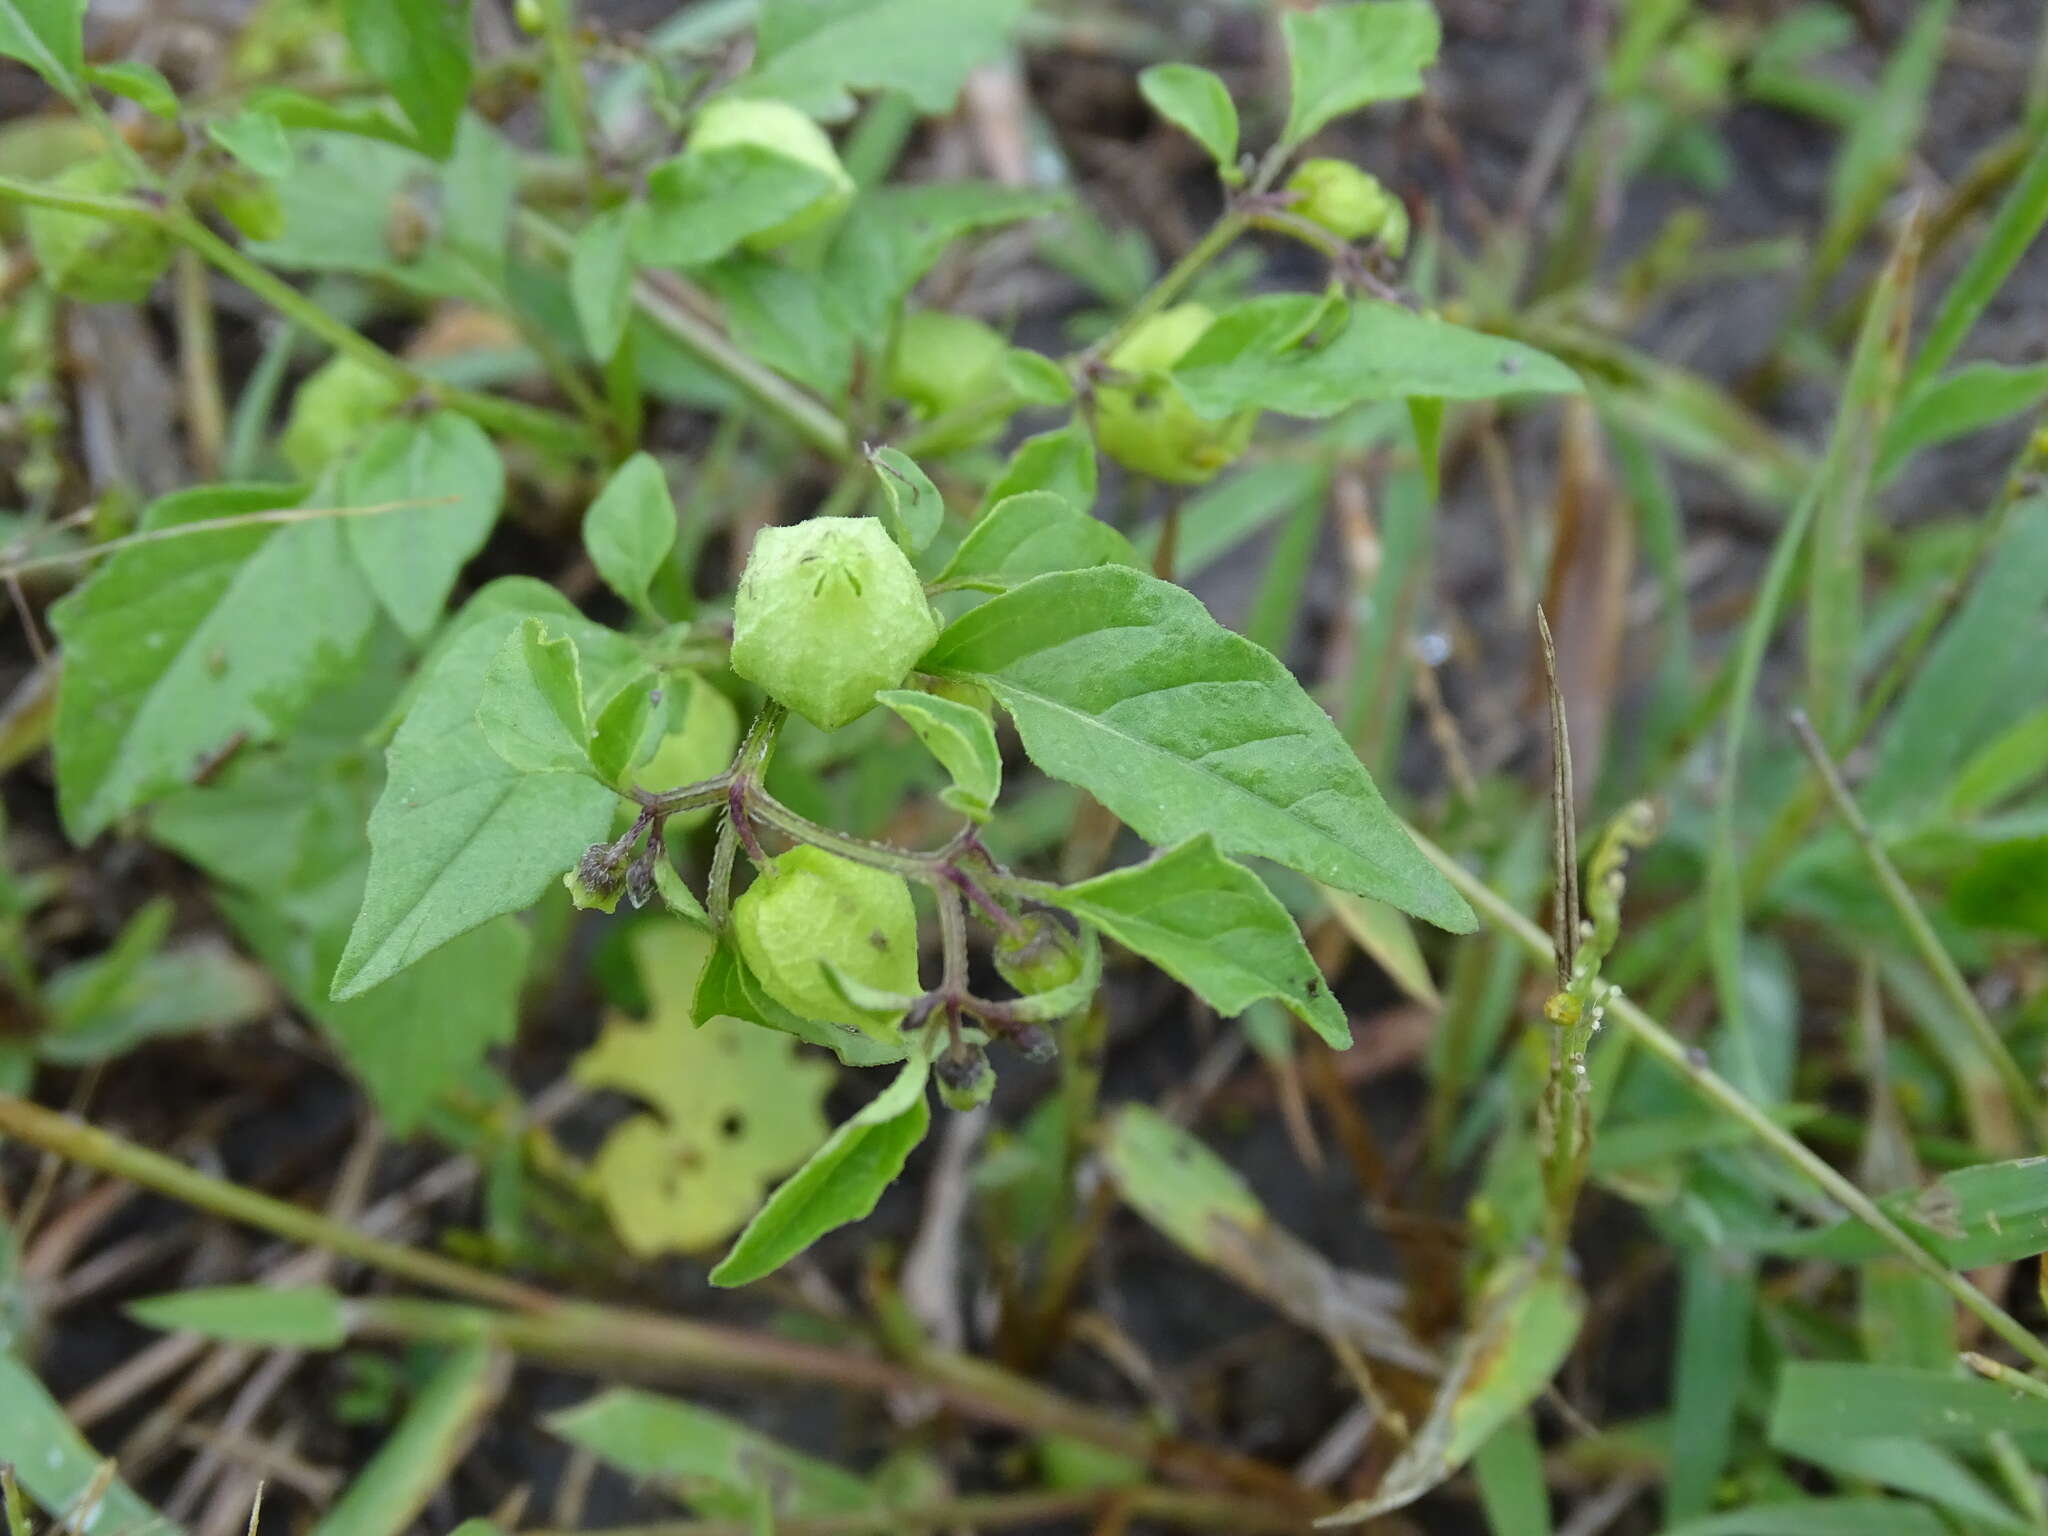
[935,1043,995,1111]
[685,98,853,252]
[887,310,1010,448]
[1285,159,1408,255]
[25,160,173,304]
[994,911,1085,998]
[281,355,409,477]
[729,518,939,730]
[733,846,921,1035]
[1093,303,1254,486]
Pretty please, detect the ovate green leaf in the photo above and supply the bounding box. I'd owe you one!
[921,566,1474,931]
[740,0,1027,119]
[476,620,595,776]
[869,447,943,555]
[51,485,377,841]
[875,689,1001,821]
[337,412,504,639]
[0,0,83,98]
[583,453,677,619]
[710,1055,931,1286]
[341,0,473,157]
[1173,301,1580,419]
[934,492,1138,592]
[90,60,177,118]
[1052,836,1348,1046]
[570,203,639,361]
[1138,64,1239,178]
[332,588,636,998]
[1281,0,1440,147]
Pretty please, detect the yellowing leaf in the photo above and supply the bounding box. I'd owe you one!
[576,924,835,1255]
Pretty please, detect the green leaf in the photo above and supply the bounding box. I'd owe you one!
[207,107,293,176]
[1173,301,1579,419]
[332,589,636,999]
[583,453,677,618]
[1774,1437,2032,1536]
[547,1388,878,1519]
[1324,1257,1583,1524]
[1864,498,2048,826]
[1877,362,2048,483]
[1473,1415,1552,1536]
[476,619,596,776]
[639,145,840,269]
[704,255,855,400]
[307,1344,504,1536]
[0,1355,166,1535]
[1137,64,1239,179]
[921,566,1475,931]
[0,0,83,99]
[587,671,668,788]
[570,203,638,361]
[1814,0,1951,281]
[1051,836,1348,1046]
[934,491,1138,592]
[1806,210,1917,741]
[875,689,1000,821]
[337,412,505,640]
[1280,0,1440,148]
[868,447,943,555]
[740,0,1027,119]
[341,0,473,157]
[983,418,1096,510]
[710,1055,931,1286]
[823,182,1064,337]
[315,917,529,1130]
[89,60,177,118]
[51,485,378,841]
[42,939,272,1065]
[1662,1500,1950,1536]
[1770,1363,2048,1445]
[1907,128,2048,390]
[128,1285,348,1347]
[1745,1154,2048,1269]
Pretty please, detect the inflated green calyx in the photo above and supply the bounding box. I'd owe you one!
[1284,158,1409,254]
[1094,303,1254,485]
[733,846,922,1037]
[729,518,939,730]
[685,97,854,251]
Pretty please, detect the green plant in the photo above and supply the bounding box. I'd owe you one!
[5,0,2048,1531]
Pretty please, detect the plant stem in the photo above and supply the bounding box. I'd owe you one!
[1076,209,1251,371]
[0,1096,1317,1507]
[1786,709,2044,1135]
[517,211,854,461]
[172,215,598,458]
[1403,829,2048,1376]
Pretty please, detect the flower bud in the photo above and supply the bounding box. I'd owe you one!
[1093,304,1254,485]
[994,911,1085,998]
[729,518,939,730]
[26,159,173,304]
[733,846,921,1037]
[1284,159,1408,254]
[935,1042,995,1111]
[685,97,854,252]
